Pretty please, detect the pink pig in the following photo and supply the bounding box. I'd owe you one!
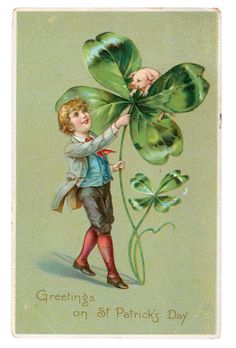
[128,67,161,96]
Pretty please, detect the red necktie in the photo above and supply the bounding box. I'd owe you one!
[85,136,115,158]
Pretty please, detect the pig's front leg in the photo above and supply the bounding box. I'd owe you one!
[142,85,151,96]
[129,88,138,96]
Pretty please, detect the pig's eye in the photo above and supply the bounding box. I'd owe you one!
[137,79,141,82]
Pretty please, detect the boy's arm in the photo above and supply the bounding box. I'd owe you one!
[65,124,119,158]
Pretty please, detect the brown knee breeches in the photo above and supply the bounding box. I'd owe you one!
[77,182,114,235]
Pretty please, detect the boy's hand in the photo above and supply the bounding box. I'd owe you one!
[115,114,130,129]
[111,160,125,172]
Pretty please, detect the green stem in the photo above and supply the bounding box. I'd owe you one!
[134,203,152,231]
[133,238,145,283]
[128,233,139,278]
[118,107,139,277]
[118,106,170,284]
[131,203,153,283]
[118,125,135,230]
[139,221,176,238]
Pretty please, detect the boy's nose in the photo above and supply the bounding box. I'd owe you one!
[81,114,89,124]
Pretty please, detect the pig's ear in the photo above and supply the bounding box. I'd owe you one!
[129,71,136,78]
[147,70,156,80]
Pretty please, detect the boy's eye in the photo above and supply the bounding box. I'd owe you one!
[73,112,79,117]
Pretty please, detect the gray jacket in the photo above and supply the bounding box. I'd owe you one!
[51,125,117,213]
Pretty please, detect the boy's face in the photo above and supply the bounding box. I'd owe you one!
[69,109,92,134]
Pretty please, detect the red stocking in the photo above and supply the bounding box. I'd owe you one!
[76,227,97,265]
[97,234,119,278]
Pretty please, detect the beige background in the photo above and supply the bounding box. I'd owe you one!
[15,9,219,335]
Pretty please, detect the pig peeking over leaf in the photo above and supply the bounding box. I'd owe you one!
[128,67,161,97]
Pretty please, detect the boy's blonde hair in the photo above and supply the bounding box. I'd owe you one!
[58,97,88,135]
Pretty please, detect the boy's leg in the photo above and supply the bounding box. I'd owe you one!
[77,185,128,288]
[75,226,97,266]
[73,225,97,276]
[97,182,117,277]
[97,234,128,289]
[97,234,118,278]
[74,186,104,276]
[77,186,111,233]
[98,183,128,289]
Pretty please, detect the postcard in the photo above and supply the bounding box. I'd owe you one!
[13,8,220,336]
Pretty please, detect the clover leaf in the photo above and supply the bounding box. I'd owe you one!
[55,86,130,134]
[139,63,209,113]
[128,170,189,213]
[83,32,142,100]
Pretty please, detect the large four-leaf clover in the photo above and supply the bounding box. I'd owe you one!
[55,32,209,165]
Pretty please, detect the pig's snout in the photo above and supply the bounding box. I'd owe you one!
[128,82,135,89]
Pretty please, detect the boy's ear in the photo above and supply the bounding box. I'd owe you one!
[68,121,74,132]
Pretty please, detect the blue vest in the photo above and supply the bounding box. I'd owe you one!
[79,154,113,187]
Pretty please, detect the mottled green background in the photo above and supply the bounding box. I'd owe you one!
[15,10,219,335]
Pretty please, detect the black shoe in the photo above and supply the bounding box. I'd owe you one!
[107,275,129,289]
[73,260,96,276]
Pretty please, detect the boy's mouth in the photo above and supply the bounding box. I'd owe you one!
[82,119,89,124]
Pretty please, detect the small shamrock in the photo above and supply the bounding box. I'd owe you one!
[129,170,189,213]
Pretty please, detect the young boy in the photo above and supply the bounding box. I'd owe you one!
[52,97,130,289]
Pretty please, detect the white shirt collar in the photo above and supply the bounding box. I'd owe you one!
[73,133,94,143]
